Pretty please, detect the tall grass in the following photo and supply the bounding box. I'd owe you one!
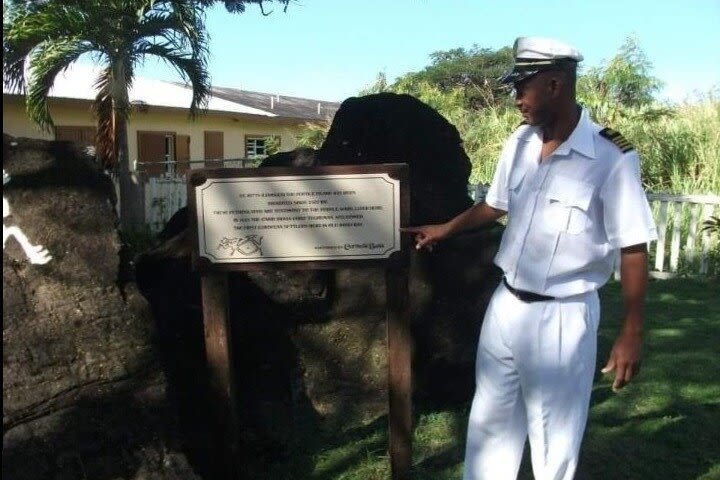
[437,91,719,195]
[453,107,520,185]
[615,100,720,194]
[387,80,720,193]
[301,84,719,195]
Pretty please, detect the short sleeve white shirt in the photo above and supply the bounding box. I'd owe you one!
[485,108,658,297]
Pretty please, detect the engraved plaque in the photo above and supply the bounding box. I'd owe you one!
[194,173,401,263]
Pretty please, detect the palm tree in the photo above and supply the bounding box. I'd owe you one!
[3,0,212,230]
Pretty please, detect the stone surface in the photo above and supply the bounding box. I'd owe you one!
[2,135,200,480]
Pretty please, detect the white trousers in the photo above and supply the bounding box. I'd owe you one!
[462,283,600,480]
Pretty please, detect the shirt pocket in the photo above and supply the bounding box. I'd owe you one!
[507,168,526,211]
[543,176,594,234]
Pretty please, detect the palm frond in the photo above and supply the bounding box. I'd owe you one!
[25,39,95,131]
[134,13,205,55]
[135,40,210,115]
[3,2,92,93]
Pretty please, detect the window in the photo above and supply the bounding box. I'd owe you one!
[55,126,96,147]
[204,131,224,167]
[164,135,176,174]
[245,135,280,159]
[137,131,176,176]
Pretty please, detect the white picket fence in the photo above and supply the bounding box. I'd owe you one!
[130,177,718,277]
[143,175,188,233]
[647,193,719,277]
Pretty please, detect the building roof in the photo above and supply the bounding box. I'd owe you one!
[207,86,340,122]
[3,63,341,122]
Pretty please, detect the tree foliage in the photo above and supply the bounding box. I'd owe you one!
[394,45,514,109]
[3,0,290,15]
[296,120,330,150]
[577,36,666,124]
[409,46,512,89]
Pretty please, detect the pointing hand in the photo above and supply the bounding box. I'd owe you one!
[400,224,449,252]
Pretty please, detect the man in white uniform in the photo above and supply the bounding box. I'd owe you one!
[403,36,657,479]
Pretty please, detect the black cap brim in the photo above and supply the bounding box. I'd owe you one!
[499,68,540,85]
[500,58,579,84]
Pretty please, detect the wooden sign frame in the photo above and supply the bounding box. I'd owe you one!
[187,164,412,479]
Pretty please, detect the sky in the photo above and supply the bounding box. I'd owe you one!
[133,0,720,103]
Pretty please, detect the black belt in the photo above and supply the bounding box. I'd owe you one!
[502,277,555,303]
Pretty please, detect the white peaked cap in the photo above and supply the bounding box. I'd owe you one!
[514,36,583,62]
[500,36,583,84]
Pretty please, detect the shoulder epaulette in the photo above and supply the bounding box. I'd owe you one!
[599,127,634,153]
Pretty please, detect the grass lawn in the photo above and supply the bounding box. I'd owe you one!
[264,277,720,480]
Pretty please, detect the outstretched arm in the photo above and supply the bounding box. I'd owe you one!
[401,202,506,251]
[601,243,648,391]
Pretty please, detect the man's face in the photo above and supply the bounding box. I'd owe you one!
[513,71,555,126]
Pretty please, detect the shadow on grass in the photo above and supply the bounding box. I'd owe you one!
[574,277,720,480]
[261,414,388,480]
[264,405,471,480]
[262,278,719,480]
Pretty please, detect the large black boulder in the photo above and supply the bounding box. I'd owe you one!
[317,92,474,226]
[2,135,199,480]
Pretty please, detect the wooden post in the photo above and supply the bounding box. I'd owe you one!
[654,201,669,272]
[669,201,682,272]
[201,272,240,479]
[386,266,412,480]
[189,164,411,478]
